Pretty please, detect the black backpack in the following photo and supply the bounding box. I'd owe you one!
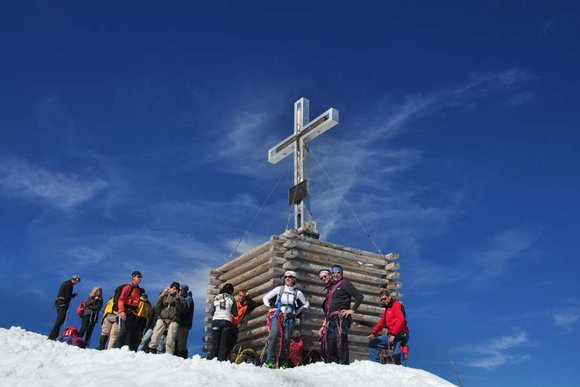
[111,284,127,313]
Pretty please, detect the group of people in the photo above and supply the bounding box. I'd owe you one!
[208,264,410,368]
[48,271,195,358]
[49,264,410,368]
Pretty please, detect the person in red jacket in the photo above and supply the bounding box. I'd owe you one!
[367,289,409,365]
[113,271,143,351]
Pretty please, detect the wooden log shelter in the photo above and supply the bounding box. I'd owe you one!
[204,229,402,362]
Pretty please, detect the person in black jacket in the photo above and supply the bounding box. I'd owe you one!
[78,286,103,345]
[48,275,81,340]
[319,265,363,364]
[175,285,194,358]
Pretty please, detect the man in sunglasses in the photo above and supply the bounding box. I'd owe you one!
[367,289,409,365]
[113,270,143,351]
[262,271,309,368]
[319,265,363,364]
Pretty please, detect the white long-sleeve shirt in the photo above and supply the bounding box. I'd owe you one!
[262,285,309,315]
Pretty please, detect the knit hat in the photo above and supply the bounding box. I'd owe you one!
[170,281,180,290]
[132,270,142,277]
[331,265,343,274]
[284,270,297,278]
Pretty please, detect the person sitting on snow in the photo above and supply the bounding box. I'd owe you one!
[367,289,409,365]
[262,270,309,369]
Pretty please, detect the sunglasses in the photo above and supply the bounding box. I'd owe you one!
[284,276,296,279]
[319,274,329,280]
[380,297,389,302]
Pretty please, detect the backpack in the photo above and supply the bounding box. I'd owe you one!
[58,326,87,348]
[137,298,153,319]
[76,301,87,318]
[111,284,127,313]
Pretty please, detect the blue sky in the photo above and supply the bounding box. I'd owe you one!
[1,1,579,385]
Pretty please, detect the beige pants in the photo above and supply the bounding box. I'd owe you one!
[100,313,117,336]
[107,321,119,350]
[149,319,179,354]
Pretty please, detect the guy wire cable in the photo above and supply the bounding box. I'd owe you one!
[227,163,290,259]
[309,146,385,256]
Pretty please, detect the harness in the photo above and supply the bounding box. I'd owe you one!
[321,279,346,351]
[274,286,299,318]
[267,286,302,368]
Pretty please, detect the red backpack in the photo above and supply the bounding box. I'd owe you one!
[77,301,86,317]
[58,326,87,348]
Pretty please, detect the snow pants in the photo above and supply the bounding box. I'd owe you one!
[208,319,234,361]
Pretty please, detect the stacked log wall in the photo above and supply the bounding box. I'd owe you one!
[204,230,402,362]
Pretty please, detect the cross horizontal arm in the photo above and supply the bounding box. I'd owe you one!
[267,108,339,164]
[300,108,339,143]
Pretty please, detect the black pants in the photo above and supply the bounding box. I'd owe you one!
[48,306,68,340]
[325,315,351,365]
[208,319,234,361]
[113,312,140,351]
[78,313,98,344]
[226,326,239,355]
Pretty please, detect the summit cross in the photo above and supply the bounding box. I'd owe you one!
[268,98,339,233]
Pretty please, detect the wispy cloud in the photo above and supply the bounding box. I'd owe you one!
[0,154,108,212]
[462,331,531,370]
[202,69,535,290]
[469,224,541,286]
[553,310,580,333]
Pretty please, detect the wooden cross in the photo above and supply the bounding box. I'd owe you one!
[268,98,339,233]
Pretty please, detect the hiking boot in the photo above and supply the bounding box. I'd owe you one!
[279,364,287,370]
[264,361,275,369]
[97,336,108,350]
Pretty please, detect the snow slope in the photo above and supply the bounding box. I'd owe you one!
[0,327,454,387]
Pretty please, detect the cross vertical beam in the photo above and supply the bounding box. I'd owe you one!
[268,98,339,233]
[294,98,310,230]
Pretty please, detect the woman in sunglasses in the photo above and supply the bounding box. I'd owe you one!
[262,270,309,368]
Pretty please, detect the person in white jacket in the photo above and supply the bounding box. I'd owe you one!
[262,270,309,368]
[208,283,238,361]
